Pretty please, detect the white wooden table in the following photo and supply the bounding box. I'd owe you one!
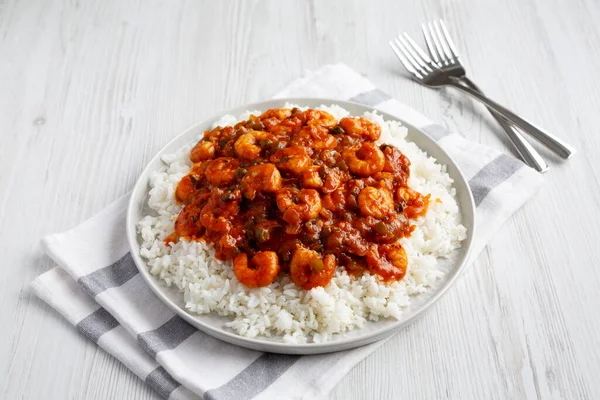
[2,0,599,398]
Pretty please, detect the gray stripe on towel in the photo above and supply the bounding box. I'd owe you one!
[469,154,523,207]
[138,316,197,358]
[78,252,138,297]
[204,353,300,400]
[421,124,451,141]
[348,88,391,106]
[75,307,119,342]
[145,366,181,399]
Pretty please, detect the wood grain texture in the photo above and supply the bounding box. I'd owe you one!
[1,0,599,399]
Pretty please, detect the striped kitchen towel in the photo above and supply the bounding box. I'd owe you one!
[31,63,543,400]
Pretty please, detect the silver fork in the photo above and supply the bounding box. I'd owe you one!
[389,25,575,160]
[417,21,548,172]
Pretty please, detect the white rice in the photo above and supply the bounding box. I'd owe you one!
[137,104,467,343]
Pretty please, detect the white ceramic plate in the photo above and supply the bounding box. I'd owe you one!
[126,98,476,355]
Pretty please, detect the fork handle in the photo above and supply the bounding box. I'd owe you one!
[447,77,575,159]
[459,77,549,172]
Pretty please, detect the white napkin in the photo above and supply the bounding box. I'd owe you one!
[31,63,543,400]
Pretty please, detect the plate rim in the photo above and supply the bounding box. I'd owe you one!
[126,97,476,354]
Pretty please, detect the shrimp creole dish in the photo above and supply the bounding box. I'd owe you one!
[137,104,467,343]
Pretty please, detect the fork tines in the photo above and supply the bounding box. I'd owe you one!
[422,20,459,66]
[389,34,435,79]
[389,19,462,79]
[389,36,424,79]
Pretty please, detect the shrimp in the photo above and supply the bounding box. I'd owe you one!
[233,251,281,288]
[358,186,394,219]
[259,108,292,121]
[190,140,216,162]
[292,125,337,150]
[260,108,293,131]
[301,166,323,189]
[175,174,200,203]
[276,187,322,225]
[270,147,311,175]
[200,188,241,232]
[269,115,304,136]
[301,109,337,127]
[342,142,385,177]
[204,157,241,186]
[289,245,336,289]
[234,130,272,160]
[338,117,381,141]
[175,162,210,203]
[397,187,430,218]
[240,163,282,200]
[174,204,204,238]
[365,243,408,281]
